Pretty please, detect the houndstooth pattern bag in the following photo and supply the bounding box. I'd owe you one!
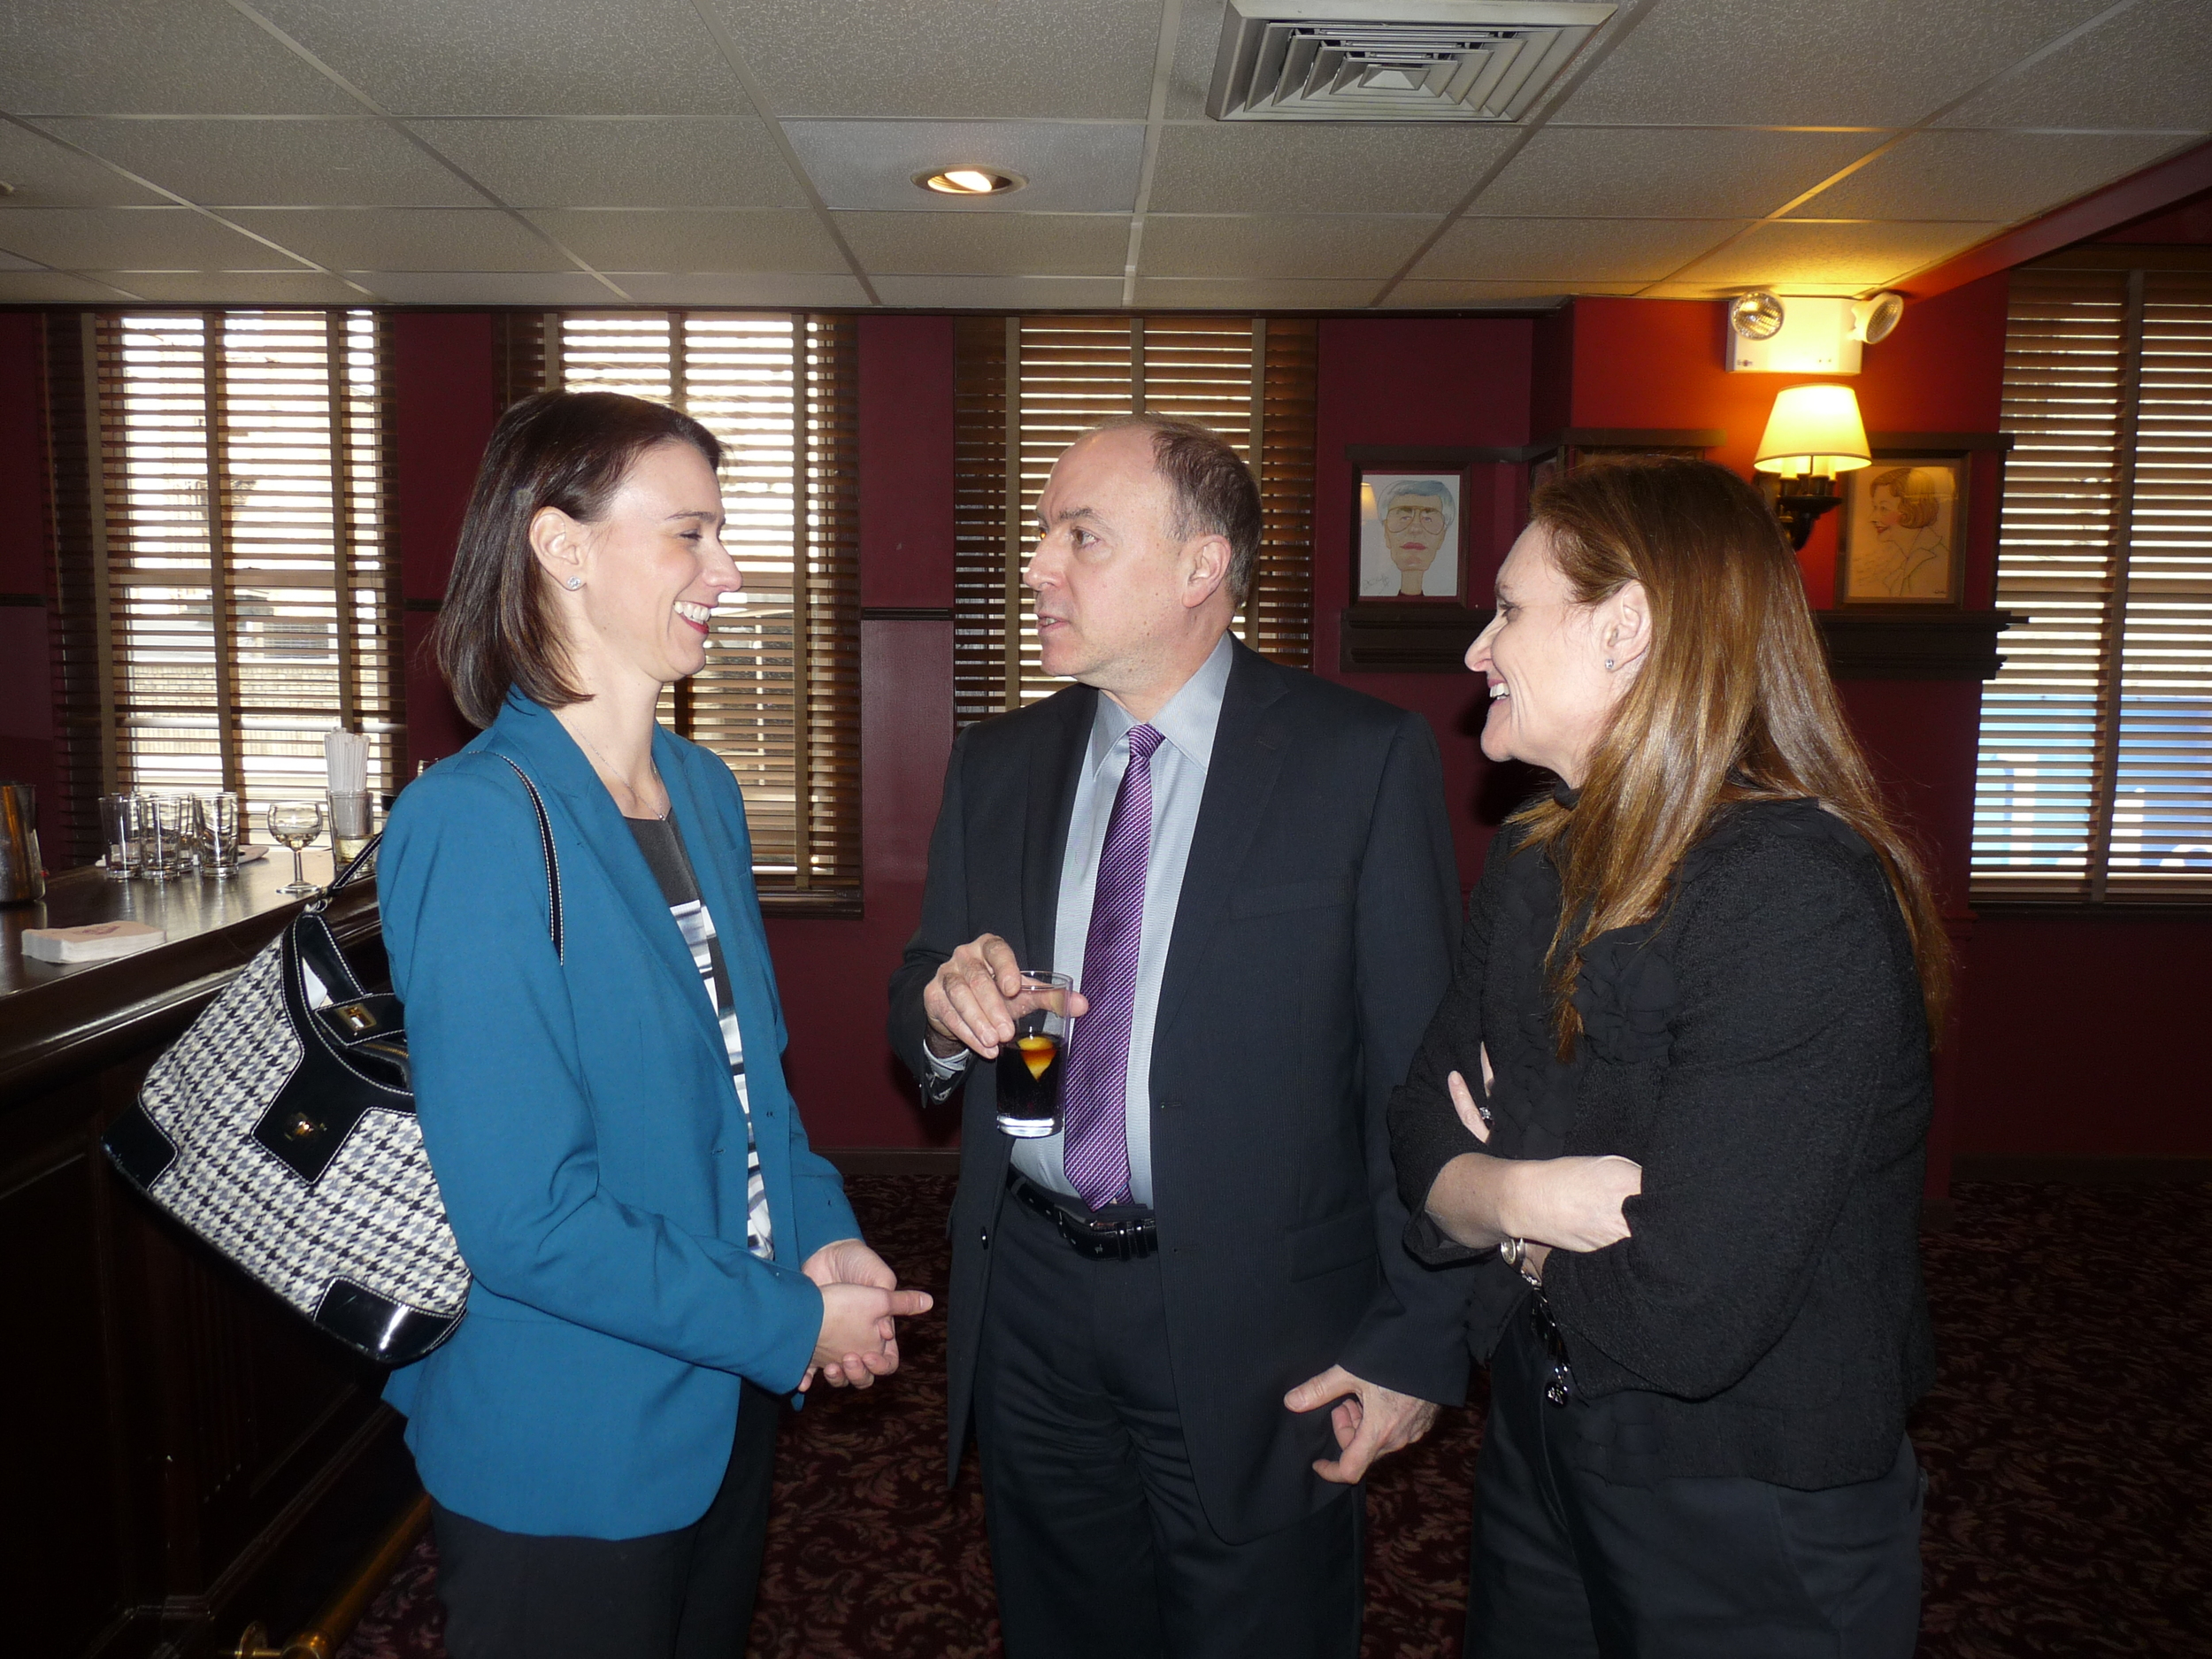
[103,757,563,1365]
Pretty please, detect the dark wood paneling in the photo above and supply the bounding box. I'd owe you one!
[3,867,415,1659]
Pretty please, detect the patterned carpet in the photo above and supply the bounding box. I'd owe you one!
[337,1178,2211,1658]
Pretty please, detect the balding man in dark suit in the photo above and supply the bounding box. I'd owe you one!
[887,416,1467,1658]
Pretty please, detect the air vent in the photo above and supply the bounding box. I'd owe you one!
[1207,0,1616,123]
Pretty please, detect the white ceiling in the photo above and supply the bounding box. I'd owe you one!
[0,0,2206,311]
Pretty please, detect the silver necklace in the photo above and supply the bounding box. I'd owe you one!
[571,722,669,821]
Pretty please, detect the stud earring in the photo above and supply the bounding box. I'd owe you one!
[1604,657,1616,671]
[565,576,583,590]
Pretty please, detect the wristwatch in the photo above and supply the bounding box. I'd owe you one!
[1498,1237,1525,1269]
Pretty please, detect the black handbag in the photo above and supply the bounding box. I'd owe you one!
[103,757,563,1365]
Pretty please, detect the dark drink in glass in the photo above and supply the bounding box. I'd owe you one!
[995,970,1072,1140]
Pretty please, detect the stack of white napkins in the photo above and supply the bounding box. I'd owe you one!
[23,921,167,963]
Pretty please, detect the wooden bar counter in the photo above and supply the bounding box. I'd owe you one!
[3,856,422,1659]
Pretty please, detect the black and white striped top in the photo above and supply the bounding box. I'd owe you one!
[626,814,772,1262]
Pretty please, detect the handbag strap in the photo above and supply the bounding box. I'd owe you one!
[314,755,565,964]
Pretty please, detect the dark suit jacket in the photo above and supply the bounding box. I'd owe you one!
[888,640,1469,1542]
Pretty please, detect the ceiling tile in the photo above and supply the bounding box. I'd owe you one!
[224,208,573,273]
[1147,123,1519,215]
[1132,276,1386,309]
[836,212,1129,277]
[1937,0,2212,132]
[0,0,361,115]
[611,273,872,306]
[1392,280,1617,307]
[1555,0,2115,127]
[88,269,372,303]
[1792,131,2192,225]
[0,207,291,270]
[37,119,481,209]
[1474,128,1880,219]
[783,121,1145,213]
[871,274,1125,309]
[1139,215,1438,280]
[410,119,806,209]
[0,121,170,207]
[524,210,845,273]
[1413,218,1748,282]
[246,0,736,117]
[716,0,1162,120]
[352,273,626,305]
[1668,219,2002,290]
[0,269,138,302]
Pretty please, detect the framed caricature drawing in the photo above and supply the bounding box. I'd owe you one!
[1838,454,1968,607]
[1353,457,1470,601]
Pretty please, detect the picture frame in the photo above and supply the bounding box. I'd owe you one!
[1348,448,1472,604]
[1837,453,1970,609]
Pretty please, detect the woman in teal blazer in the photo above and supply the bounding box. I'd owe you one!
[379,392,929,1659]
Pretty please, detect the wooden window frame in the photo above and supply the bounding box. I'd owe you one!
[1973,254,2212,905]
[57,308,403,856]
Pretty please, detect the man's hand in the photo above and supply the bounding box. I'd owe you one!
[1283,1366,1440,1484]
[922,933,1086,1060]
[801,1240,933,1391]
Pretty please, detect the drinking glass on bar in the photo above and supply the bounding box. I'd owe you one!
[995,970,1074,1140]
[266,800,325,896]
[327,789,373,867]
[199,792,243,878]
[99,793,141,879]
[136,793,191,880]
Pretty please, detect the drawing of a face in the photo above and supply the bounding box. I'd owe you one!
[1869,483,1902,534]
[1379,480,1454,595]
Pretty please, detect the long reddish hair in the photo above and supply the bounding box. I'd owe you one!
[1509,457,1951,1056]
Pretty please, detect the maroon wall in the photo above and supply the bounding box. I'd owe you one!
[9,296,2203,1161]
[0,313,61,859]
[389,312,499,776]
[763,316,958,1150]
[1310,317,1537,890]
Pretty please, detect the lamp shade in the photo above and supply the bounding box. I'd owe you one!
[1753,383,1871,477]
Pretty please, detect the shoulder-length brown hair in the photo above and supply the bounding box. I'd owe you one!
[1511,457,1951,1055]
[434,390,721,729]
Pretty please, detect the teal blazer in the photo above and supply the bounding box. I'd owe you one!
[379,692,858,1539]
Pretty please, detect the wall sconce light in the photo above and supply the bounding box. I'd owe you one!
[1753,384,1871,550]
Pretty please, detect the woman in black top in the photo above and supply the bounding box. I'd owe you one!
[1389,457,1949,1658]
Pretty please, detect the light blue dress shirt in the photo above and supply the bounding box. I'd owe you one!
[1017,631,1233,1205]
[928,633,1233,1208]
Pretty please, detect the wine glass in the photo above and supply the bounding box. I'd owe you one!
[266,800,325,895]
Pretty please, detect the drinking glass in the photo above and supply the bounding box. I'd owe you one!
[99,793,142,879]
[327,790,373,868]
[199,792,243,878]
[995,970,1074,1140]
[266,800,326,895]
[136,792,191,880]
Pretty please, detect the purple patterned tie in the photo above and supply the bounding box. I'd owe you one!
[1060,723,1164,1211]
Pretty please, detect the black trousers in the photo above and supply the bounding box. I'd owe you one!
[972,1191,1363,1659]
[432,1381,782,1659]
[1468,1310,1923,1659]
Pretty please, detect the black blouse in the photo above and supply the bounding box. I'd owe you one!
[1388,793,1938,1489]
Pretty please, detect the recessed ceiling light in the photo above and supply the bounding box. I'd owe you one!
[916,166,1025,196]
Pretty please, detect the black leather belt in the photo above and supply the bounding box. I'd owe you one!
[1005,1170,1158,1261]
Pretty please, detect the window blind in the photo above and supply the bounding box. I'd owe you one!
[951,315,1319,726]
[83,311,399,836]
[1973,264,2212,899]
[556,312,861,895]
